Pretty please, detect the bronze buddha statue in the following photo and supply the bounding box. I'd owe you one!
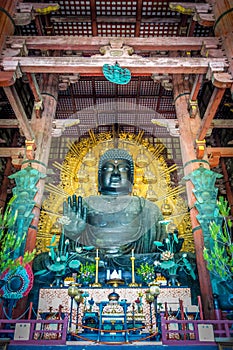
[63,148,166,256]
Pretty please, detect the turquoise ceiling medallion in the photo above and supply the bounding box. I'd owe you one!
[102,62,131,85]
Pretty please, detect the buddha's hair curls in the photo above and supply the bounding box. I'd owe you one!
[98,148,134,186]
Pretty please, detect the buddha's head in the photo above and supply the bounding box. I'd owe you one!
[98,149,134,195]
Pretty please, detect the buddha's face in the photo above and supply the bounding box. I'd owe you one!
[99,158,132,195]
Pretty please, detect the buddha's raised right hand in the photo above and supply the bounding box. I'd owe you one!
[63,194,87,240]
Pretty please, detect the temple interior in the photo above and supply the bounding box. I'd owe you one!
[0,1,233,349]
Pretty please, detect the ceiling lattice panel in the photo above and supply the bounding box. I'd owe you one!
[97,23,136,37]
[55,74,177,139]
[58,0,91,16]
[19,0,213,38]
[53,22,93,35]
[96,0,137,16]
[1,2,232,155]
[139,23,180,37]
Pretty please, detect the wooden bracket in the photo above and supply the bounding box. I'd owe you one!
[170,2,214,27]
[208,151,221,168]
[189,99,199,118]
[0,71,17,87]
[206,62,233,88]
[196,139,206,159]
[0,147,25,169]
[151,74,173,91]
[151,119,179,137]
[14,3,60,26]
[98,41,135,58]
[193,12,215,27]
[211,72,233,89]
[58,74,80,91]
[25,140,36,160]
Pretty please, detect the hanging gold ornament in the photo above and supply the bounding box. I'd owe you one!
[146,185,158,202]
[143,167,157,184]
[161,199,173,216]
[135,148,149,168]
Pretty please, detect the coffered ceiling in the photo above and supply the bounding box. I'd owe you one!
[0,0,232,193]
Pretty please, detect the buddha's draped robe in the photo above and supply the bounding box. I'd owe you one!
[64,194,166,255]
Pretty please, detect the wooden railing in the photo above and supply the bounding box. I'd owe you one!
[0,314,69,345]
[161,313,233,346]
[0,312,232,346]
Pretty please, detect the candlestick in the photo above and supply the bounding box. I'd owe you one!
[132,249,134,257]
[92,256,102,287]
[96,248,99,258]
[129,255,138,287]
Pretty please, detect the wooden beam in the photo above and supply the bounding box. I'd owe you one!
[0,71,17,86]
[50,15,180,24]
[3,86,35,141]
[170,2,215,27]
[197,87,226,141]
[207,147,233,158]
[190,74,203,101]
[170,2,211,14]
[16,2,59,15]
[0,147,25,158]
[14,3,60,26]
[135,0,143,37]
[1,118,232,131]
[26,73,43,118]
[1,56,228,75]
[90,0,97,36]
[0,119,18,128]
[6,35,219,52]
[211,120,233,128]
[189,74,203,117]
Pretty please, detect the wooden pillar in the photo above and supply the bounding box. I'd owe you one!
[173,74,215,320]
[212,0,233,36]
[0,132,20,211]
[0,0,17,320]
[14,74,58,317]
[22,74,59,254]
[0,0,18,53]
[211,0,233,95]
[210,0,233,207]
